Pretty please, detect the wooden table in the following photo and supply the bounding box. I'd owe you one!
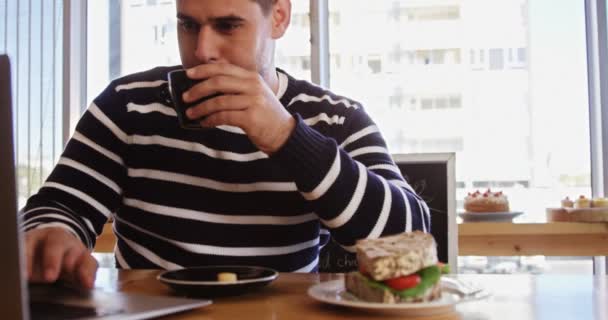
[95,222,608,256]
[93,268,608,319]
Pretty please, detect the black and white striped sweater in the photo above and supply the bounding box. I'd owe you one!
[21,66,430,272]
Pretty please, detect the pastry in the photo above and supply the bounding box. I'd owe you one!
[592,197,608,208]
[464,189,509,213]
[561,197,574,208]
[574,195,591,209]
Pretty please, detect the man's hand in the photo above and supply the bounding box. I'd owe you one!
[25,227,98,289]
[183,63,296,155]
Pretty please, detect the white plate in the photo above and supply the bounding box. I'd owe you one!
[458,211,523,222]
[307,278,489,316]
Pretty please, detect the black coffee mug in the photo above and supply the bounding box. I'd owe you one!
[167,69,221,129]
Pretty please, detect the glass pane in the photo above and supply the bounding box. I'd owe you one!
[329,0,592,274]
[329,0,591,223]
[87,0,181,102]
[1,0,64,207]
[87,0,311,103]
[275,0,311,82]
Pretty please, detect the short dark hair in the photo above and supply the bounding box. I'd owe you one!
[252,0,276,16]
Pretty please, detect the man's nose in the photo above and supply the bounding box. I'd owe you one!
[194,26,219,64]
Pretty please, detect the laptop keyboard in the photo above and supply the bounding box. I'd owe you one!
[29,300,123,320]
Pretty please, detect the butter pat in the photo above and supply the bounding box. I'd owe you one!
[217,272,238,283]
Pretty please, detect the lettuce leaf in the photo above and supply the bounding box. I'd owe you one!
[358,265,442,299]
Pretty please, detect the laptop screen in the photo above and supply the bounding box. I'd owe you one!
[0,54,29,320]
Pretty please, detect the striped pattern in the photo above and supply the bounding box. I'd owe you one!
[21,66,430,272]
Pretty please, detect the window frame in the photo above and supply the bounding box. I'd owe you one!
[585,0,608,274]
[62,0,88,145]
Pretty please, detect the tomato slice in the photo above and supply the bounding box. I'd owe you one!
[383,274,421,291]
[359,265,368,276]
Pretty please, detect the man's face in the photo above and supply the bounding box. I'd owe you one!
[176,0,277,74]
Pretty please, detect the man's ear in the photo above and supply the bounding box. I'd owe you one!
[270,0,291,39]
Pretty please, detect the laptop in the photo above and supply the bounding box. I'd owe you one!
[0,54,211,319]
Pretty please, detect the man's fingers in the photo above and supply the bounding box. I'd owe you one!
[183,75,250,103]
[59,248,94,289]
[62,246,84,275]
[187,95,249,120]
[24,227,90,287]
[200,110,249,130]
[185,63,250,81]
[76,253,98,289]
[41,233,73,282]
[24,230,43,280]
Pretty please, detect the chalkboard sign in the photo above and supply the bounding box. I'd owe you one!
[318,153,457,273]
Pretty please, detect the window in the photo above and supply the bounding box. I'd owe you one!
[276,0,311,81]
[398,5,460,22]
[415,94,463,111]
[329,12,341,26]
[330,0,592,274]
[87,0,180,100]
[518,47,527,64]
[330,0,590,222]
[449,95,462,108]
[489,48,504,70]
[292,12,310,28]
[1,0,64,207]
[367,56,382,74]
[87,0,311,103]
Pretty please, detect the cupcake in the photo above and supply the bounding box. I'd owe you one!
[561,197,574,208]
[592,197,608,208]
[574,195,591,209]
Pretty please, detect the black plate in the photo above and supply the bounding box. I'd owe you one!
[157,265,279,298]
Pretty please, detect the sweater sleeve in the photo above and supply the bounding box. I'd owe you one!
[272,109,430,251]
[20,82,128,249]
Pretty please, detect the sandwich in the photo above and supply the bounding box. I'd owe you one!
[345,231,449,303]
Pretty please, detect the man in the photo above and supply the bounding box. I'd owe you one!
[22,0,430,289]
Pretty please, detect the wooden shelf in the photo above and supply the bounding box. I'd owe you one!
[94,222,608,256]
[458,222,608,256]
